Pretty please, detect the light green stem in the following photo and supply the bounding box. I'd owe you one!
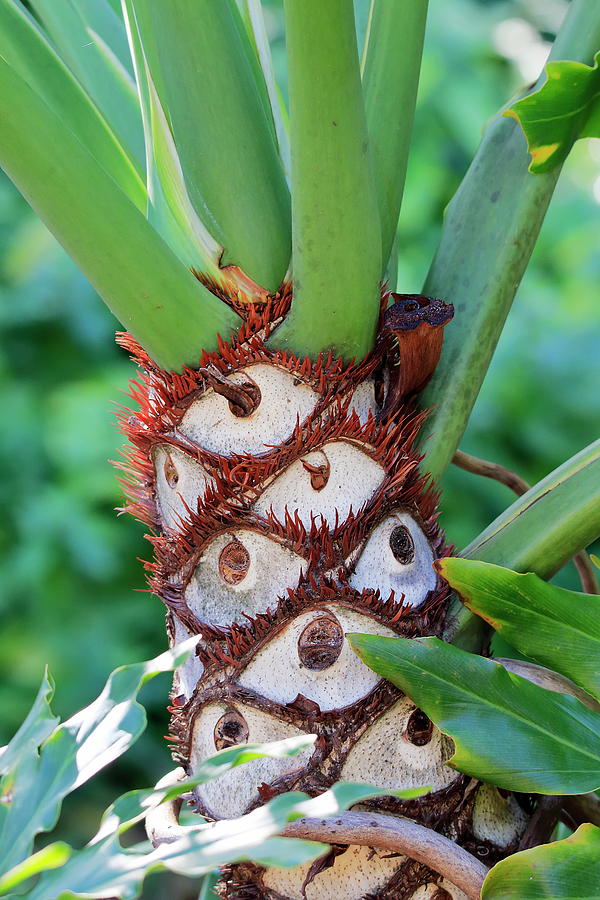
[362,0,428,265]
[270,0,382,361]
[448,441,600,649]
[0,58,239,371]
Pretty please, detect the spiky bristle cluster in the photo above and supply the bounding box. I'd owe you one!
[117,287,527,899]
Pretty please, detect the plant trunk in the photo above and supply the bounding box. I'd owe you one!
[119,285,528,899]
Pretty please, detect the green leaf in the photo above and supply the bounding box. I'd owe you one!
[0,640,195,874]
[0,670,57,776]
[128,0,291,291]
[28,832,325,900]
[348,633,600,794]
[439,558,600,702]
[0,841,71,895]
[362,0,428,264]
[96,735,318,837]
[198,871,220,899]
[482,823,600,899]
[29,782,397,900]
[0,57,240,370]
[505,52,600,174]
[28,0,145,169]
[270,0,381,361]
[0,0,145,210]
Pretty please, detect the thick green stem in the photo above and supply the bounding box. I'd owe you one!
[549,0,600,64]
[419,0,600,481]
[271,0,381,361]
[130,0,291,292]
[0,58,239,371]
[464,440,600,576]
[362,0,428,266]
[418,117,560,482]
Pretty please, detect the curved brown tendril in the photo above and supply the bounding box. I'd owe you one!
[198,366,261,417]
[301,450,331,491]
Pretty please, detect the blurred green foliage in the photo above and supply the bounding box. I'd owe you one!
[0,0,598,894]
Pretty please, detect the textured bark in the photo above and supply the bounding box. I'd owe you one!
[118,284,528,898]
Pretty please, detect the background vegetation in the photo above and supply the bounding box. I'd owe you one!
[1,0,598,893]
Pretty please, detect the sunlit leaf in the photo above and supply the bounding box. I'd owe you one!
[28,782,403,900]
[0,640,195,875]
[0,842,70,895]
[505,52,600,175]
[0,670,57,776]
[439,558,600,701]
[348,633,600,794]
[482,823,600,898]
[94,735,318,838]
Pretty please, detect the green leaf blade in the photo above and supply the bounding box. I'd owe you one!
[505,52,600,174]
[439,558,600,702]
[0,641,195,875]
[482,824,600,899]
[0,841,71,895]
[271,0,382,360]
[348,633,600,794]
[29,781,400,900]
[0,670,57,776]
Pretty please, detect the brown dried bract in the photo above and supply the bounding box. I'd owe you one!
[381,293,454,410]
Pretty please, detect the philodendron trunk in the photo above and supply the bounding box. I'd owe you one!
[119,284,527,899]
